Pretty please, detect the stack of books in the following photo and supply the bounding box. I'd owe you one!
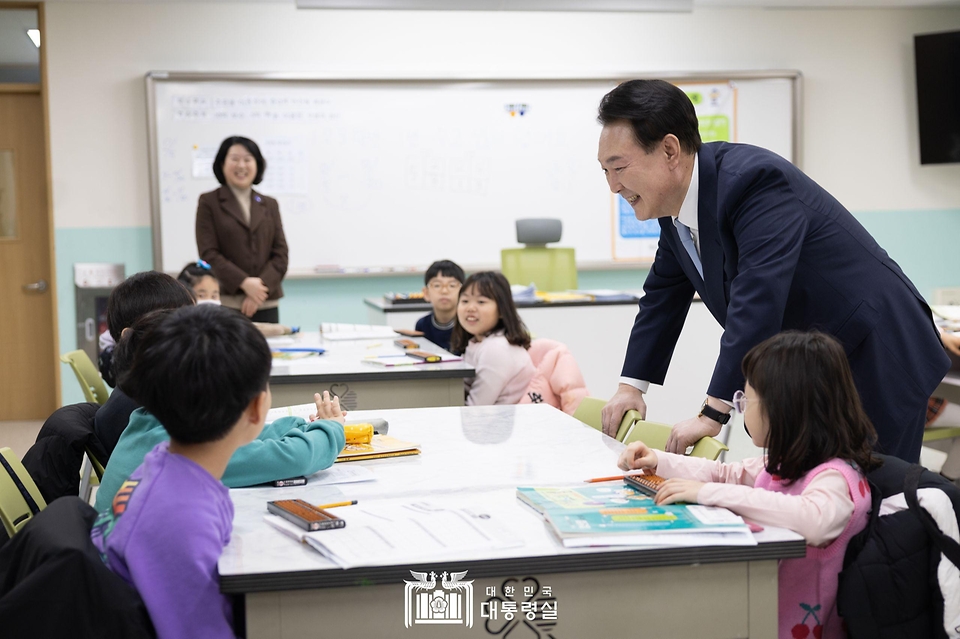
[516,483,755,548]
[336,434,420,463]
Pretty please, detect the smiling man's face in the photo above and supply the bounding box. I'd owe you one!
[598,120,685,222]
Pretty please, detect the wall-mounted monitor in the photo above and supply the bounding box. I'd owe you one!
[915,30,960,165]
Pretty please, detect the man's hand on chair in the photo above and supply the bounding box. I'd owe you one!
[601,384,647,438]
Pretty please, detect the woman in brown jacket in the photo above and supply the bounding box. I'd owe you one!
[196,136,288,323]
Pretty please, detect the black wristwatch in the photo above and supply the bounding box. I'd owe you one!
[698,400,731,425]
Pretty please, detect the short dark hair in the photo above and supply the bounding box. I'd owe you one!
[597,79,702,154]
[450,271,530,354]
[112,308,175,393]
[122,305,271,444]
[177,260,217,294]
[106,271,195,341]
[742,331,881,483]
[212,136,266,186]
[424,260,465,286]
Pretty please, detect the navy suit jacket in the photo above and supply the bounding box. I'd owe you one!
[621,142,949,460]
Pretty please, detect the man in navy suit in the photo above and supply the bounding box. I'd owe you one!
[597,79,948,462]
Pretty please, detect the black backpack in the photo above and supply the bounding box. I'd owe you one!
[837,454,960,638]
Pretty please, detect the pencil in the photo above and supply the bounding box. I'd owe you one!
[315,500,358,509]
[584,470,648,483]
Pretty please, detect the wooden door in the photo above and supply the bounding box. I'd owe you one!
[0,89,57,419]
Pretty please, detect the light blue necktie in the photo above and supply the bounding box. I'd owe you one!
[676,222,703,280]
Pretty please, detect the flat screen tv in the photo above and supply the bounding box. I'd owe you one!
[915,30,960,165]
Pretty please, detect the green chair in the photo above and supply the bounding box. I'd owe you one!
[923,426,960,444]
[60,350,109,405]
[0,447,47,538]
[618,410,729,461]
[572,397,606,432]
[574,398,655,444]
[79,447,105,505]
[501,247,577,292]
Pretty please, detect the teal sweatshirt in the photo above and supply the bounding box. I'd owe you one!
[94,408,346,512]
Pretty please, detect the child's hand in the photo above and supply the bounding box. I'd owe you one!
[310,391,347,425]
[654,478,705,506]
[617,441,659,473]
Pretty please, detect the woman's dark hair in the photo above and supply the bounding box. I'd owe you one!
[106,271,195,341]
[597,79,702,154]
[742,331,881,482]
[212,136,266,186]
[177,260,217,295]
[122,305,272,444]
[450,271,530,354]
[113,308,175,393]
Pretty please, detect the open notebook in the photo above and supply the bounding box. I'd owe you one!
[517,483,755,548]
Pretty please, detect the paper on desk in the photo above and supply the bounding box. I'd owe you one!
[265,501,522,568]
[558,529,757,548]
[932,305,960,322]
[308,464,376,486]
[266,402,316,422]
[319,323,399,341]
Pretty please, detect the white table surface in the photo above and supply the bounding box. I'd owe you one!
[220,404,803,590]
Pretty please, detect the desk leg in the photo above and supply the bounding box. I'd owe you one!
[748,559,779,636]
[244,592,281,638]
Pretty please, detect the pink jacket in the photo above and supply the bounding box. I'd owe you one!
[519,339,589,415]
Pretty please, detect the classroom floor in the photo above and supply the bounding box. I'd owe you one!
[0,420,43,459]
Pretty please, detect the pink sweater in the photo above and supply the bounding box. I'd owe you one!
[462,333,535,406]
[655,453,870,639]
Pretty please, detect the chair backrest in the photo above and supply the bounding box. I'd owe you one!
[573,398,642,440]
[86,448,106,481]
[60,350,109,405]
[618,410,729,461]
[0,447,47,538]
[572,397,605,431]
[501,247,577,291]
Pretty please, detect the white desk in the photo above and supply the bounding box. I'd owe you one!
[935,372,960,405]
[366,296,724,425]
[221,404,803,638]
[268,333,474,409]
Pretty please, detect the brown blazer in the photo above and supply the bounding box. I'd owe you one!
[195,185,289,300]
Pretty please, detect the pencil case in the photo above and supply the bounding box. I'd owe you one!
[343,423,374,444]
[267,499,346,532]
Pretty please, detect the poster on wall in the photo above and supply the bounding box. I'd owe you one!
[612,81,736,261]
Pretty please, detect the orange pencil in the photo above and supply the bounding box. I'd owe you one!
[584,470,648,483]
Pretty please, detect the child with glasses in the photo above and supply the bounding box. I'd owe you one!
[618,331,881,639]
[416,260,465,353]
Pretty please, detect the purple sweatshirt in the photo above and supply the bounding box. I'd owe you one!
[91,441,235,639]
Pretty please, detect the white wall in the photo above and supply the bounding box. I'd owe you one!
[44,3,960,232]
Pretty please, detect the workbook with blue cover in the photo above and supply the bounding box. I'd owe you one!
[516,484,755,548]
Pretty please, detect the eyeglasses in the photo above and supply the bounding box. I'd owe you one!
[428,281,461,292]
[732,390,759,414]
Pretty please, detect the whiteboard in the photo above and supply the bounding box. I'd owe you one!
[146,73,801,275]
